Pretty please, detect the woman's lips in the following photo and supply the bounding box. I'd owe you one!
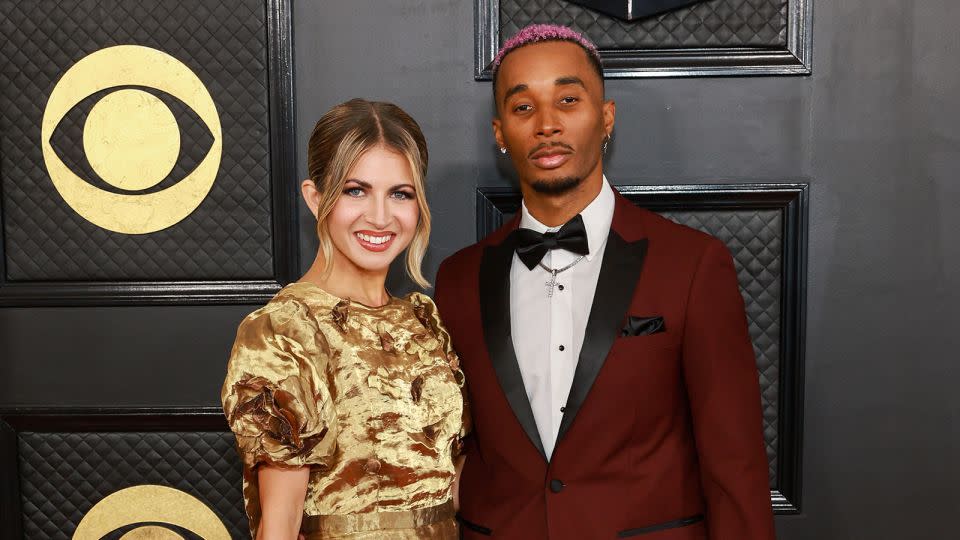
[354,231,395,252]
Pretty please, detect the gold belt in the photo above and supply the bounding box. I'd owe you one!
[301,500,455,536]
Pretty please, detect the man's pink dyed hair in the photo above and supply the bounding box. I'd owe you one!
[492,24,602,74]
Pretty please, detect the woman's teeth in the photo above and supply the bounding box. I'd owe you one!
[356,232,392,245]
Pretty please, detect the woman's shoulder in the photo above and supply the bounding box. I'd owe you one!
[259,282,345,317]
[237,283,337,335]
[229,284,337,364]
[399,291,454,343]
[402,290,437,308]
[399,291,442,323]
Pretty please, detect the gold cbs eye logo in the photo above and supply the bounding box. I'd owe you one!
[72,485,230,539]
[41,45,222,234]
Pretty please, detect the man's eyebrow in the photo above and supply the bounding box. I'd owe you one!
[556,76,586,89]
[502,83,529,105]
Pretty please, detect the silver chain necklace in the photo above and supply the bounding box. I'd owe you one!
[538,255,585,297]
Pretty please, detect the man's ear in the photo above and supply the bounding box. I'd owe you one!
[492,118,505,150]
[301,179,321,218]
[602,99,616,136]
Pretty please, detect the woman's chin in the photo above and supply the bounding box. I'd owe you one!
[346,253,397,274]
[333,239,409,275]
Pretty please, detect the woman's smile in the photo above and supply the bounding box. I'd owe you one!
[354,230,396,252]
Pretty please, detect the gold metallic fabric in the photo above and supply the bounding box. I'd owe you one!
[222,283,467,539]
[301,500,456,539]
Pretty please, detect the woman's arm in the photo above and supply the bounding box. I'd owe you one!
[256,465,310,540]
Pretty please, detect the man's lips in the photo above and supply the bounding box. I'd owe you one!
[531,151,571,169]
[528,144,573,169]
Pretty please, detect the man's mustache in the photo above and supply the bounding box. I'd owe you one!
[527,142,574,159]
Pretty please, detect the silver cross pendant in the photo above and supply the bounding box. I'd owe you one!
[545,270,559,298]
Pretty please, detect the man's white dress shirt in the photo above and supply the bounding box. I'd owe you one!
[509,178,615,458]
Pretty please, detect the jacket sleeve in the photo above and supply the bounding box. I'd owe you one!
[681,238,777,540]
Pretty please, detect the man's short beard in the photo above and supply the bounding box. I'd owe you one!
[529,175,583,195]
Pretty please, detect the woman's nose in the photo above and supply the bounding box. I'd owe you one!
[364,197,390,229]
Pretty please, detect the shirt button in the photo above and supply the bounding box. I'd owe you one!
[558,284,564,291]
[560,406,566,413]
[558,345,565,351]
[364,458,381,474]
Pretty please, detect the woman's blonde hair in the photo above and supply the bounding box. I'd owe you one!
[306,98,431,288]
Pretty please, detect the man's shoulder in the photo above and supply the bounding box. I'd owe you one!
[614,205,734,292]
[441,240,484,266]
[438,239,484,279]
[438,219,515,275]
[433,229,506,315]
[646,207,718,246]
[620,200,721,253]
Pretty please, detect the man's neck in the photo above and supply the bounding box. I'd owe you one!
[521,170,604,227]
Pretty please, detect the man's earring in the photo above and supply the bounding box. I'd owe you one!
[602,133,612,155]
[499,147,508,155]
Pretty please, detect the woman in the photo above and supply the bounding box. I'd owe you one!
[222,99,467,539]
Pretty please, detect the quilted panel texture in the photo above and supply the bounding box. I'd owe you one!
[659,209,781,487]
[500,0,788,49]
[0,0,274,281]
[17,431,247,539]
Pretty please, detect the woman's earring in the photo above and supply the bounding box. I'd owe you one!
[499,147,508,155]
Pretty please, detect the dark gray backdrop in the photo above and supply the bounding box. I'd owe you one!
[1,1,958,538]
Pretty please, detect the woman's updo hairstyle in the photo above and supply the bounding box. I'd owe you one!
[305,98,431,287]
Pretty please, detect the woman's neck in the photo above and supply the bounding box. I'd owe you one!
[299,252,390,307]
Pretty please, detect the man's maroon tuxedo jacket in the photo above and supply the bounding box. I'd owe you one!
[434,191,776,539]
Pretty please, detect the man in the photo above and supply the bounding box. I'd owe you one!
[434,25,776,539]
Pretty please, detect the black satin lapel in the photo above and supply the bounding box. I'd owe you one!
[556,232,649,447]
[479,238,547,459]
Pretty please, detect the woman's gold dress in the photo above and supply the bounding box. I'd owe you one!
[222,283,468,539]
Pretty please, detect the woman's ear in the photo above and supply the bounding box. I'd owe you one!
[301,179,320,218]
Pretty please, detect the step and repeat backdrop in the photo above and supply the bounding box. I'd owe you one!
[0,0,808,537]
[0,0,295,537]
[0,0,298,306]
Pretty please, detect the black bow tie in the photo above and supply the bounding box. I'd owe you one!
[512,214,589,270]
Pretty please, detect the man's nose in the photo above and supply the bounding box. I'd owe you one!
[536,109,562,137]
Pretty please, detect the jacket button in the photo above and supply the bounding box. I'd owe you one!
[549,479,564,493]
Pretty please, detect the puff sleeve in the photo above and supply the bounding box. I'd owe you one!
[221,298,338,470]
